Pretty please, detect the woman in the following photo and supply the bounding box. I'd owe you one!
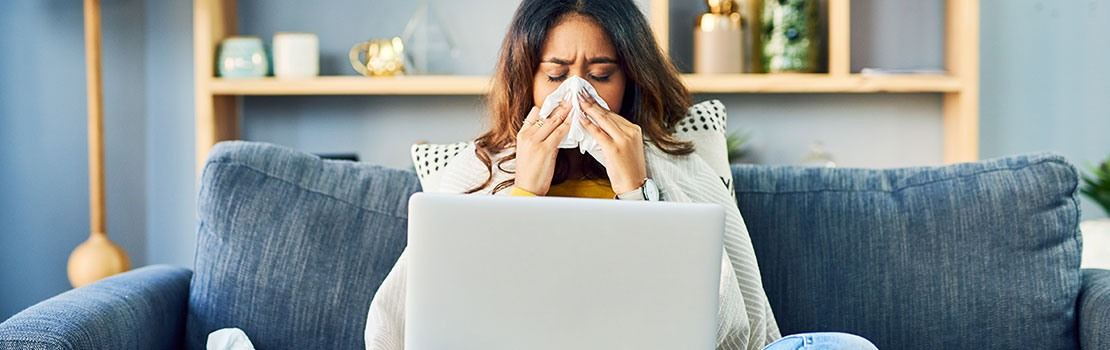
[366,1,875,349]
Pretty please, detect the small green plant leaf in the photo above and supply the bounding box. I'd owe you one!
[1081,156,1110,217]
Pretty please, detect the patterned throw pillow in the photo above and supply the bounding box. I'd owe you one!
[410,141,470,193]
[411,100,733,195]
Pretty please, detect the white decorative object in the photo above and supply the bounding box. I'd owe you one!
[273,32,319,78]
[1082,219,1110,269]
[799,141,837,168]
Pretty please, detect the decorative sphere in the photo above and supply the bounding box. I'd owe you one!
[67,233,130,288]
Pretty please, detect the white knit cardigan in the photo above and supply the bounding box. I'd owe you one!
[365,142,781,350]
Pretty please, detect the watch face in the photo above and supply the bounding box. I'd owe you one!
[644,179,660,201]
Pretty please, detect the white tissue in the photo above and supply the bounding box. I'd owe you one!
[207,328,256,350]
[537,75,611,166]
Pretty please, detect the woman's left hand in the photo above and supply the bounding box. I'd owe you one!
[576,91,648,195]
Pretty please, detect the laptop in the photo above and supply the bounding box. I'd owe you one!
[405,193,725,350]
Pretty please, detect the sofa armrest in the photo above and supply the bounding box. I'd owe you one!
[1080,268,1110,350]
[0,265,191,350]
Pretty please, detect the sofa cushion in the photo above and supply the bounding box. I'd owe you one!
[187,141,420,349]
[732,153,1082,350]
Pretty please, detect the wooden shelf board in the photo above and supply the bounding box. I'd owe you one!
[683,74,962,93]
[207,75,492,95]
[205,74,961,96]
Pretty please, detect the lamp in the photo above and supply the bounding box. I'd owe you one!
[67,0,131,288]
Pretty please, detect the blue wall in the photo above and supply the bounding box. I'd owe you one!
[0,0,148,319]
[143,0,197,280]
[979,0,1110,220]
[1,0,1107,321]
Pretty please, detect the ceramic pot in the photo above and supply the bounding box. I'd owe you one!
[273,32,319,78]
[218,36,268,79]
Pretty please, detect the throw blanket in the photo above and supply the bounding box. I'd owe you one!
[365,142,781,350]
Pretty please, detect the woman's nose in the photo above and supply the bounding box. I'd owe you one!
[570,65,588,78]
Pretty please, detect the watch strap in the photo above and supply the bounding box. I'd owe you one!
[615,187,646,200]
[614,178,649,200]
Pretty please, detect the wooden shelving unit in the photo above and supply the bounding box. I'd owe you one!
[194,0,979,171]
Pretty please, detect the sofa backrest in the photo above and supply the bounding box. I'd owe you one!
[190,142,1084,350]
[188,141,418,349]
[732,153,1083,350]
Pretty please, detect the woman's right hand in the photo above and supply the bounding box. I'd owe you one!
[514,102,573,196]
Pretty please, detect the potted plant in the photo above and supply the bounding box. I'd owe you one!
[1083,157,1110,217]
[1081,156,1110,269]
[726,128,752,164]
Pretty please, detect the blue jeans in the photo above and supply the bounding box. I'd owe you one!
[762,332,878,350]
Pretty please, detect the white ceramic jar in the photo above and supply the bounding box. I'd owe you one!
[272,32,319,78]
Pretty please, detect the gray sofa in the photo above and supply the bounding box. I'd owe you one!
[2,141,1108,349]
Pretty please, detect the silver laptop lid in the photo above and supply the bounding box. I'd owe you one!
[405,193,724,350]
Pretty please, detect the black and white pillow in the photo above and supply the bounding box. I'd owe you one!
[410,100,733,196]
[410,141,469,193]
[673,100,734,197]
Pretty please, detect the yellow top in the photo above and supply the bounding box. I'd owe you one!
[509,179,616,199]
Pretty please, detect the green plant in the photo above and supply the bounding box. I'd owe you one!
[726,128,752,164]
[1082,156,1110,217]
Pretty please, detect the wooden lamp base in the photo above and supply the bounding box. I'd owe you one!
[67,232,130,288]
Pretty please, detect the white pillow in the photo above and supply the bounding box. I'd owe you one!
[411,100,733,195]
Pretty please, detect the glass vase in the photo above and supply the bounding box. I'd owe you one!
[402,0,460,75]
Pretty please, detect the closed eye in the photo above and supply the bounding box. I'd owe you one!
[547,73,568,82]
[589,74,610,82]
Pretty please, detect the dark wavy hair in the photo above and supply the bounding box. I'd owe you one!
[468,0,693,194]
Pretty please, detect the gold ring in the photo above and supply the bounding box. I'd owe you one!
[534,120,544,127]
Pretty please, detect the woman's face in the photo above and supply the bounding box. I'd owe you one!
[532,15,626,113]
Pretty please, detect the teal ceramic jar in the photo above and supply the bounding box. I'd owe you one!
[218,36,269,78]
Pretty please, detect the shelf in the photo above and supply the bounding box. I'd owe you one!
[685,74,962,93]
[205,74,961,96]
[207,75,491,95]
[194,0,979,171]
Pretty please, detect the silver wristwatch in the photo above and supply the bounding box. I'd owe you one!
[615,178,659,201]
